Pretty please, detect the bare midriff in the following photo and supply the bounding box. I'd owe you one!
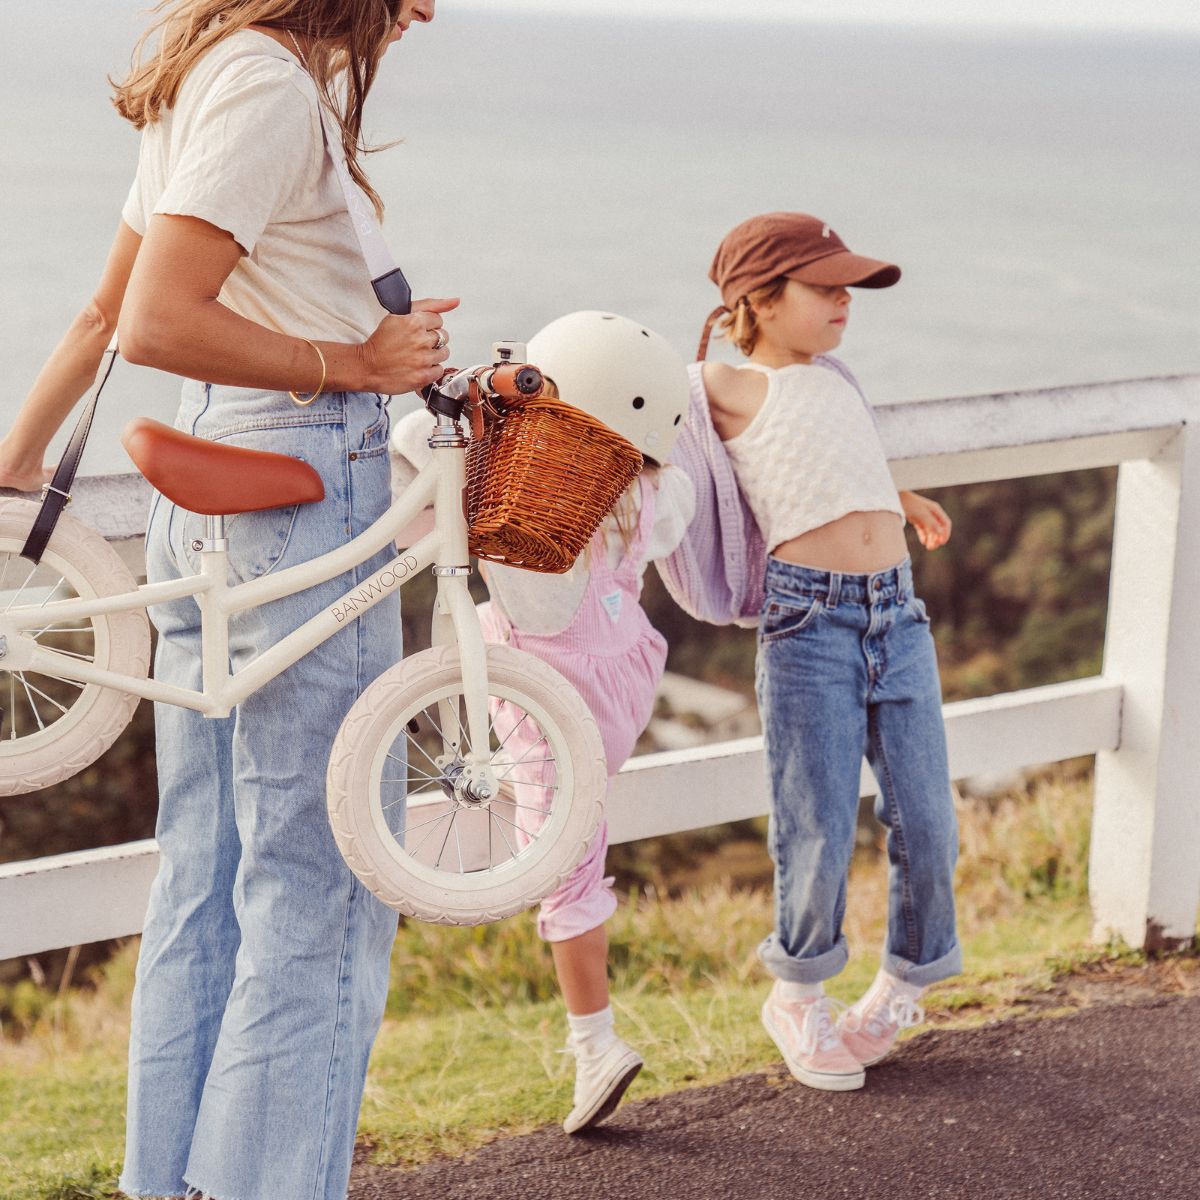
[771,509,908,574]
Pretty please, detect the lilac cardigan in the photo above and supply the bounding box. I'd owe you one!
[658,355,872,627]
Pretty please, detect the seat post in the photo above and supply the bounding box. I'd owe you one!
[201,514,228,552]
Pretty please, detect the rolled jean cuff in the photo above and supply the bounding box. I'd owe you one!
[883,942,962,988]
[757,933,849,984]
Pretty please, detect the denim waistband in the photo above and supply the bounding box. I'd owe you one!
[764,554,914,607]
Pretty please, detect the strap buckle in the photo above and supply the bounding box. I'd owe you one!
[40,483,72,507]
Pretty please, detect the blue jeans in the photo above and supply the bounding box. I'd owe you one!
[120,383,401,1200]
[755,555,961,988]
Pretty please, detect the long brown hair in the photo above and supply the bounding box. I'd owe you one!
[112,0,402,216]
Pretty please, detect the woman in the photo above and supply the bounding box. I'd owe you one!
[0,4,454,1197]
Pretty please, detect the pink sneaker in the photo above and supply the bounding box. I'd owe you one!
[761,983,865,1091]
[839,971,926,1067]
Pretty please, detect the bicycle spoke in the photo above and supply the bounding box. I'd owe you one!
[391,807,454,834]
[496,735,550,779]
[407,809,452,858]
[494,711,532,755]
[434,810,457,869]
[15,675,69,716]
[16,674,47,732]
[3,562,39,612]
[386,751,438,784]
[489,808,519,860]
[489,807,537,837]
[36,575,69,609]
[505,799,558,814]
[404,721,446,774]
[421,705,463,759]
[380,781,441,807]
[453,818,465,875]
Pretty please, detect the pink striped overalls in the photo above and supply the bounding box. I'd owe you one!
[478,476,668,941]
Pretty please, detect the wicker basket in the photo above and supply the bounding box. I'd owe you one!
[466,391,644,574]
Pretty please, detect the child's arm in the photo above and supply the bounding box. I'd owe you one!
[700,362,767,442]
[899,491,952,550]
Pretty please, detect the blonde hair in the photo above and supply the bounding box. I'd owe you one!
[587,464,662,566]
[111,0,401,217]
[718,277,787,357]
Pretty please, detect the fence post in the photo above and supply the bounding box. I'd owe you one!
[1090,422,1200,950]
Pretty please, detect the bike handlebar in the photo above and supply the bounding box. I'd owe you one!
[421,361,546,422]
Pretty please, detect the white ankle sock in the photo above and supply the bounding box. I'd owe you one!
[859,969,924,1014]
[776,980,824,1003]
[567,1005,616,1054]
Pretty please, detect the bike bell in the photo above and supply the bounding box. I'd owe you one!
[526,312,689,464]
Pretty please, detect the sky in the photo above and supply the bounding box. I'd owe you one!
[456,0,1200,34]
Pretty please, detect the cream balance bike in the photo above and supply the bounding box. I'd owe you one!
[0,351,619,925]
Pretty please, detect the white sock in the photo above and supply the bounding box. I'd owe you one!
[567,1005,616,1055]
[776,979,824,1003]
[861,969,924,1013]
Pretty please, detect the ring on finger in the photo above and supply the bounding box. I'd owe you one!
[432,328,448,351]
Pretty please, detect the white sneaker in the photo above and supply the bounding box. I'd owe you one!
[761,983,865,1092]
[562,1035,643,1134]
[839,970,927,1067]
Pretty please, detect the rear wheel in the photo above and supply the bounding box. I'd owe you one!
[327,642,607,925]
[0,498,151,796]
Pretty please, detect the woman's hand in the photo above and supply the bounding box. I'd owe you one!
[359,298,460,395]
[900,491,952,550]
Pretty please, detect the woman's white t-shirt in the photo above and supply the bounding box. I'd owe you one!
[121,30,382,343]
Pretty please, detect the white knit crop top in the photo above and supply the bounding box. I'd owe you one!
[721,362,903,552]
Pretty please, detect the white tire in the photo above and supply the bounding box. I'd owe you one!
[0,498,151,796]
[327,643,607,925]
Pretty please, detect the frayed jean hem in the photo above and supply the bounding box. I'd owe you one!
[118,1174,186,1198]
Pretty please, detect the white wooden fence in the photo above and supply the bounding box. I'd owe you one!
[3,374,1199,959]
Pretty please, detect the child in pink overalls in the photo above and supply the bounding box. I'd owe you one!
[392,311,693,1132]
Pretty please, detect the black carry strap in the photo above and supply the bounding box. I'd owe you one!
[20,337,120,565]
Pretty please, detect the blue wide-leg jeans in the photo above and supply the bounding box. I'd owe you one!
[756,555,961,988]
[120,383,401,1200]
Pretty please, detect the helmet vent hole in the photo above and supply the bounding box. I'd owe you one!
[632,396,645,409]
[601,315,616,321]
[673,414,682,425]
[641,329,650,337]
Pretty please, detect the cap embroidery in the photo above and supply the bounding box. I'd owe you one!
[821,224,831,238]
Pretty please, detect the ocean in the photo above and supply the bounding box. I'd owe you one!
[1,5,1197,476]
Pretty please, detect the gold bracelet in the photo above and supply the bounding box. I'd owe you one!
[289,338,327,407]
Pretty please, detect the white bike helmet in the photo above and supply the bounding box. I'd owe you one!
[526,311,689,464]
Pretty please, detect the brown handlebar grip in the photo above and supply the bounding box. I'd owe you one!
[488,363,544,403]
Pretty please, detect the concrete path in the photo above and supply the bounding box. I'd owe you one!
[350,994,1199,1200]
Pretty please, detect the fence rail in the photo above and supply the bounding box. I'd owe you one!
[3,373,1199,960]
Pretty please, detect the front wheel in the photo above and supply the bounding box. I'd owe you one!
[326,643,608,925]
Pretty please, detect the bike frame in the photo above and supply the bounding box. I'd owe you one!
[0,411,493,763]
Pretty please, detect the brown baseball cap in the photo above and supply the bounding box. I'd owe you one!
[697,212,901,359]
[710,212,901,307]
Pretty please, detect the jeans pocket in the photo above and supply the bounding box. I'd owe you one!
[179,504,302,583]
[909,597,931,625]
[355,404,391,460]
[761,596,824,644]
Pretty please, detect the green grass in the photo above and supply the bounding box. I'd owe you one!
[0,764,1158,1198]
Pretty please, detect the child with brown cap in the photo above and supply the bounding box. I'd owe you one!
[693,212,959,1091]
